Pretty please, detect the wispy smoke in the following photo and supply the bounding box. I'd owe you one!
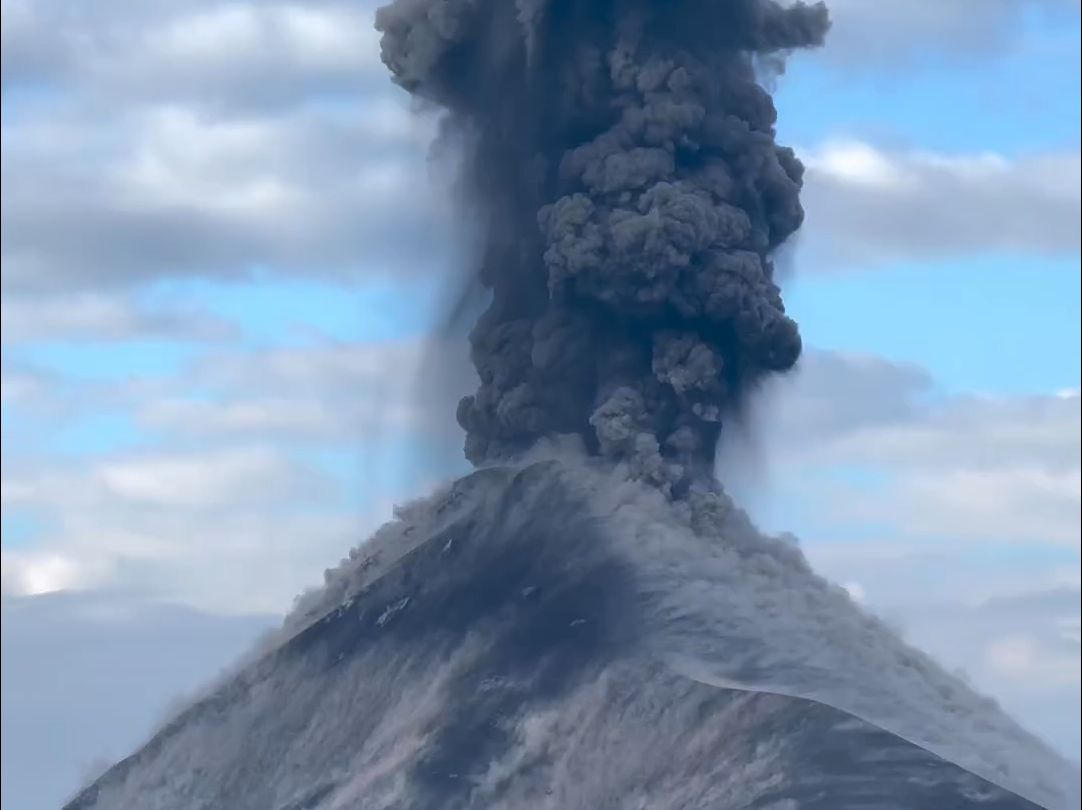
[376,0,829,496]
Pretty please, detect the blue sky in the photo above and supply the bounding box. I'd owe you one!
[787,255,1080,394]
[1,2,1080,807]
[776,12,1081,154]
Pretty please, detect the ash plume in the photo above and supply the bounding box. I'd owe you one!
[377,0,829,495]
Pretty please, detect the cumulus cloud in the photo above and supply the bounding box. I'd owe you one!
[819,0,1079,63]
[0,291,234,342]
[814,391,1081,473]
[769,360,1081,545]
[98,446,315,507]
[4,0,1077,296]
[770,350,935,437]
[757,352,1082,548]
[1,0,386,110]
[0,335,471,613]
[140,338,468,441]
[0,367,46,403]
[0,444,373,613]
[876,467,1079,546]
[1,101,447,292]
[193,340,426,395]
[5,0,1073,99]
[138,397,354,439]
[0,550,110,597]
[6,445,330,510]
[4,340,1076,617]
[1,0,450,292]
[800,142,1082,267]
[762,351,1079,474]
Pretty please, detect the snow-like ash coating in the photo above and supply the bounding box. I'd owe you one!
[376,0,829,494]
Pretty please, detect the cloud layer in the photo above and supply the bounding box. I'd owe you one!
[4,0,1078,299]
[801,142,1081,267]
[1,1,1078,799]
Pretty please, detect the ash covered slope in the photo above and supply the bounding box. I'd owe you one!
[65,458,1078,810]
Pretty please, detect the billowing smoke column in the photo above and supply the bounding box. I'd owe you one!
[377,0,829,496]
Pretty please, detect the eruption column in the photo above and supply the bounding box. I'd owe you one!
[377,0,830,495]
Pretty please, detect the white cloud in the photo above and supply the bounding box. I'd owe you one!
[5,340,1078,615]
[195,340,426,392]
[0,369,44,403]
[0,332,474,613]
[1,0,450,294]
[5,0,1076,295]
[6,446,329,511]
[767,350,934,437]
[133,338,468,441]
[817,0,1078,63]
[1,0,386,109]
[0,550,110,596]
[0,291,234,342]
[814,391,1081,473]
[886,467,1080,546]
[137,394,422,440]
[800,142,1081,267]
[1,433,366,579]
[0,449,380,612]
[986,634,1081,688]
[0,333,465,614]
[754,352,1082,550]
[139,397,341,436]
[7,0,1074,101]
[145,4,380,74]
[1,100,449,292]
[96,446,307,507]
[0,478,38,505]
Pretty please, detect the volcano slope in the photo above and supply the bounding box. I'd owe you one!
[65,457,1079,810]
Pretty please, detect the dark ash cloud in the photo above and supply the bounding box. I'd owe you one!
[377,0,829,495]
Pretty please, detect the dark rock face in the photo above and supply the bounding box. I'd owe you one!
[64,463,1075,810]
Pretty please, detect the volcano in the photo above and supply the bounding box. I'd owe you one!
[59,1,1082,806]
[65,458,1078,810]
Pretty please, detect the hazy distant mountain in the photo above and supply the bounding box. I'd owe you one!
[1,591,275,810]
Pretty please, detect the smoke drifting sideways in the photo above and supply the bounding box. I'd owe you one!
[376,0,830,497]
